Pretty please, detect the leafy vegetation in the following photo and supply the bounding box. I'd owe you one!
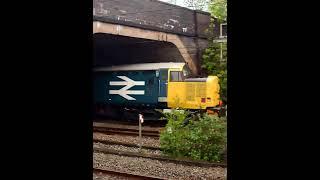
[209,0,227,21]
[159,0,228,163]
[201,0,227,103]
[202,42,227,102]
[160,110,227,162]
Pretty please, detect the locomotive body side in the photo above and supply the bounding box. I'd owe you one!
[167,70,220,110]
[94,70,159,108]
[93,62,221,118]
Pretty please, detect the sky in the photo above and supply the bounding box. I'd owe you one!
[159,0,209,12]
[159,0,186,7]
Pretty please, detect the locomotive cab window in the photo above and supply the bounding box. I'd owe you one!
[170,71,184,82]
[182,66,191,78]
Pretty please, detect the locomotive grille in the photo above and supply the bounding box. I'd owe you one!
[196,84,206,97]
[186,84,195,101]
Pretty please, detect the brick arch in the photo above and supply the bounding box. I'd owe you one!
[93,21,199,75]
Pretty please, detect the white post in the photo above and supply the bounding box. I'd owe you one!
[220,42,223,61]
[225,105,227,117]
[138,114,144,150]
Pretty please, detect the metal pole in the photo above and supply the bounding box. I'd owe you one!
[220,42,223,62]
[138,114,143,150]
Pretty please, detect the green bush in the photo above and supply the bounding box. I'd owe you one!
[160,110,227,162]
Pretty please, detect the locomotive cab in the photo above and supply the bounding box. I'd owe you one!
[167,64,220,110]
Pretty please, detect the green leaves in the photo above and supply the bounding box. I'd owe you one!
[209,0,227,21]
[160,111,227,162]
[201,1,228,103]
[202,42,227,103]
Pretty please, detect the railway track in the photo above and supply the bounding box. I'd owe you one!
[93,126,227,179]
[94,119,167,127]
[93,125,161,138]
[94,146,227,168]
[93,138,161,151]
[93,167,165,180]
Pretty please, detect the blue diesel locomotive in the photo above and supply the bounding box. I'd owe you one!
[94,62,221,120]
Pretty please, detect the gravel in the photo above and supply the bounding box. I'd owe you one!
[93,132,160,148]
[93,172,129,180]
[93,152,226,180]
[93,142,162,155]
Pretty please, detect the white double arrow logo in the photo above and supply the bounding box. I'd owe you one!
[109,76,145,100]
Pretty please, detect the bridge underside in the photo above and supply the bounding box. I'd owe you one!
[94,33,185,67]
[93,21,209,75]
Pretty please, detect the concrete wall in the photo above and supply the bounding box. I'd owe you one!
[93,0,211,37]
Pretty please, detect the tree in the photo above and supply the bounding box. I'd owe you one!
[183,0,227,17]
[209,0,227,21]
[202,0,227,103]
[202,42,227,102]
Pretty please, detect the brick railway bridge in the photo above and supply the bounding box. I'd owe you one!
[93,0,226,75]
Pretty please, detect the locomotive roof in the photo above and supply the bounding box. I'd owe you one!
[94,62,186,71]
